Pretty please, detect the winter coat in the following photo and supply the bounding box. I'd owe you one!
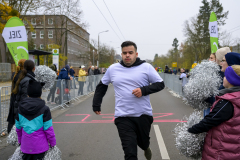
[16,71,36,102]
[202,91,240,160]
[7,71,22,124]
[94,69,101,75]
[15,97,56,154]
[78,69,87,82]
[57,68,70,88]
[69,68,75,77]
[58,68,70,80]
[88,69,94,82]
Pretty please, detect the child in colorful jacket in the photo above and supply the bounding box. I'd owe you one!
[15,80,56,160]
[188,65,240,160]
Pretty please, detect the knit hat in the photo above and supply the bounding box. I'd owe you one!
[49,64,57,72]
[65,65,70,70]
[225,52,240,66]
[27,80,45,98]
[216,47,231,62]
[225,66,240,86]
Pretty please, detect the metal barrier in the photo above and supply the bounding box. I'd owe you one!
[159,73,188,97]
[0,63,11,82]
[0,74,104,133]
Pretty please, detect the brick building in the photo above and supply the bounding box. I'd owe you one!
[0,15,93,71]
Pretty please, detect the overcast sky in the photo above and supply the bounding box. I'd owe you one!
[80,0,240,61]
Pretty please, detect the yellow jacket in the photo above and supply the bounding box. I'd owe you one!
[78,69,87,82]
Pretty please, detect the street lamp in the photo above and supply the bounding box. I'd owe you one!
[98,30,109,67]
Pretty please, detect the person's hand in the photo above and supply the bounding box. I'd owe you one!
[94,111,101,115]
[132,88,142,98]
[70,77,73,80]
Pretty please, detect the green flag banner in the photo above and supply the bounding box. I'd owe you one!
[209,12,218,53]
[2,17,28,65]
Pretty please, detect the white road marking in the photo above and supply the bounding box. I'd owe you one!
[153,125,170,160]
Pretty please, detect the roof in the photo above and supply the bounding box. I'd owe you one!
[29,50,52,55]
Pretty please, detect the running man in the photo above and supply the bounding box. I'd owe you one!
[92,41,165,160]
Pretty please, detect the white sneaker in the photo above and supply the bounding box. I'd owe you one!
[51,102,56,105]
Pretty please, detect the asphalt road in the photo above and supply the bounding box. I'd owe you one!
[0,86,195,160]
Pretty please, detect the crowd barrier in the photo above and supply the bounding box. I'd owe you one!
[0,74,103,133]
[159,73,188,97]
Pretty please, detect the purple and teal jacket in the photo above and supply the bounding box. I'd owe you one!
[15,97,56,154]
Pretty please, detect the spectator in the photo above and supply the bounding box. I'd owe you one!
[216,47,231,90]
[94,66,101,75]
[221,52,240,72]
[88,66,94,92]
[69,66,77,89]
[164,65,171,74]
[57,65,72,104]
[16,80,56,159]
[13,60,36,102]
[188,65,240,160]
[7,59,26,133]
[47,64,57,104]
[173,68,177,75]
[204,53,218,116]
[179,68,188,96]
[209,52,216,62]
[78,65,87,96]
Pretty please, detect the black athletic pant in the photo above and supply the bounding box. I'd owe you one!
[114,115,153,160]
[22,152,45,160]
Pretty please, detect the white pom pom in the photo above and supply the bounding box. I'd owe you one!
[173,111,206,159]
[35,65,57,90]
[184,60,221,110]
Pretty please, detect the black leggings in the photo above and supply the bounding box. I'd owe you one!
[22,152,45,160]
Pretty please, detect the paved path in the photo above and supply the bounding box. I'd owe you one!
[0,86,195,160]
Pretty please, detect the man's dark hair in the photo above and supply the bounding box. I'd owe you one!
[121,41,137,51]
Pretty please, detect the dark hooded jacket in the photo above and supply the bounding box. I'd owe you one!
[16,71,36,102]
[7,71,22,125]
[15,97,56,154]
[92,58,165,112]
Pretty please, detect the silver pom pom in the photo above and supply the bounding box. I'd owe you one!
[184,60,221,110]
[35,65,57,90]
[8,146,23,160]
[173,111,206,159]
[44,146,62,160]
[7,125,19,146]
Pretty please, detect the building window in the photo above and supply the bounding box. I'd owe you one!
[31,18,36,25]
[33,44,36,49]
[40,30,44,39]
[48,30,53,38]
[48,44,53,51]
[40,44,44,50]
[48,18,53,25]
[31,32,36,39]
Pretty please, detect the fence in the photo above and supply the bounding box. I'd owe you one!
[0,74,103,133]
[159,73,188,97]
[0,63,11,82]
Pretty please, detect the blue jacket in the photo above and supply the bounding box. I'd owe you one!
[69,68,75,77]
[57,68,70,88]
[58,68,70,80]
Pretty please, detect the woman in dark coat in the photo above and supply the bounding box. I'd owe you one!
[7,59,26,133]
[7,60,36,133]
